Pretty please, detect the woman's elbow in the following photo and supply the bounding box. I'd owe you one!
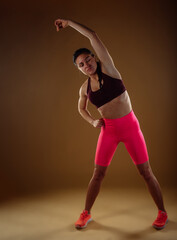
[78,107,87,117]
[78,106,84,114]
[89,31,97,40]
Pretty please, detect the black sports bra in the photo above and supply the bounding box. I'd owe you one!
[87,72,126,108]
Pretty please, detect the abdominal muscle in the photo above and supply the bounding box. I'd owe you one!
[97,91,132,119]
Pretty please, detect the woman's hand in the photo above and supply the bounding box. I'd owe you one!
[92,119,105,128]
[54,19,69,31]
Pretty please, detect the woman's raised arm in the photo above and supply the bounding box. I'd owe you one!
[54,18,119,75]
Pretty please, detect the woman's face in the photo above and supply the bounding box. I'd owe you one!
[75,53,97,76]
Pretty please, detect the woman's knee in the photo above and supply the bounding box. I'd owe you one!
[137,161,153,181]
[92,165,107,181]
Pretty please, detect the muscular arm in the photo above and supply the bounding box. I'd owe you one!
[78,87,94,125]
[78,85,104,128]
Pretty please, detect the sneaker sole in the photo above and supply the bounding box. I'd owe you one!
[153,218,168,230]
[75,218,93,229]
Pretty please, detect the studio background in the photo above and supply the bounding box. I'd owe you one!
[0,0,176,199]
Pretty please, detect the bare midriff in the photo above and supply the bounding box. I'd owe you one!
[97,90,132,119]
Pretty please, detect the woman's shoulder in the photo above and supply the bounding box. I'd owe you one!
[79,79,89,96]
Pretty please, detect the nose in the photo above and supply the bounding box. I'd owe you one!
[85,61,90,67]
[85,61,92,70]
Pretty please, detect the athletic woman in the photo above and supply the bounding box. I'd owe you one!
[54,18,168,230]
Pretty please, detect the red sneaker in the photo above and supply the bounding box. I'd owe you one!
[152,210,168,230]
[75,210,92,229]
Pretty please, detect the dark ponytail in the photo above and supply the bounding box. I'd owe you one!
[97,62,103,89]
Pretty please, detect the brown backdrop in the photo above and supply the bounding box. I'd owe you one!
[0,0,176,198]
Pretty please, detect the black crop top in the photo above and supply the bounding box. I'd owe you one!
[87,72,126,108]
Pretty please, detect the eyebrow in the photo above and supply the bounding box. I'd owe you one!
[78,56,90,65]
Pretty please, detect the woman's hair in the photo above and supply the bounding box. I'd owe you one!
[73,48,94,65]
[96,61,103,89]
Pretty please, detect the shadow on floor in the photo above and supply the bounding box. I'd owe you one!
[70,219,177,240]
[77,221,153,239]
[8,219,175,240]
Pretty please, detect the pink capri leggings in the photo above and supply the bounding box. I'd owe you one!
[95,110,149,166]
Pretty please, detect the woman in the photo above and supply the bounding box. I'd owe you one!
[54,18,168,230]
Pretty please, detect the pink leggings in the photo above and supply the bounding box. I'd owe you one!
[95,110,149,166]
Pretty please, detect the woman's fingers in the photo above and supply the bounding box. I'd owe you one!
[54,19,62,31]
[54,18,68,31]
[92,119,105,128]
[54,19,61,26]
[97,119,105,128]
[55,25,59,31]
[99,118,105,127]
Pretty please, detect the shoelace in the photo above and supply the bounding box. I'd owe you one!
[155,212,166,223]
[81,211,88,220]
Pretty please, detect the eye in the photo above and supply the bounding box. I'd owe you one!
[86,58,91,63]
[79,63,84,67]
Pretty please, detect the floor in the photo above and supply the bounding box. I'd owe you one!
[0,188,176,240]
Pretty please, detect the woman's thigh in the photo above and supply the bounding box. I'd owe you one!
[123,128,149,165]
[95,127,119,167]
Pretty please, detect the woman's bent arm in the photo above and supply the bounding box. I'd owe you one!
[78,87,95,125]
[78,87,104,128]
